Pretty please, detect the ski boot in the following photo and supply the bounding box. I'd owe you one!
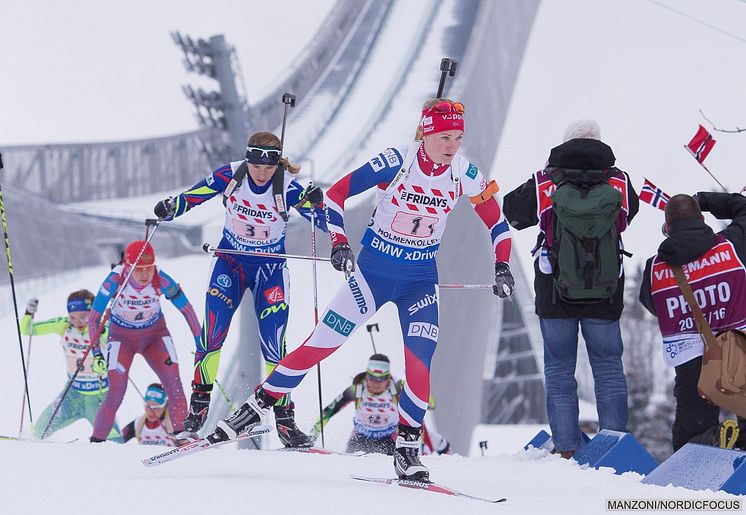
[182,383,212,435]
[212,388,275,442]
[394,424,429,482]
[275,402,315,448]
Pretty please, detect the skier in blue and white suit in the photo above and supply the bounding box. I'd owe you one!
[154,131,326,447]
[208,99,515,481]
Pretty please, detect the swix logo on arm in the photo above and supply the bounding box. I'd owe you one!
[264,286,285,305]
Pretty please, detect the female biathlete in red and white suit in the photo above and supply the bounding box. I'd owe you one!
[209,98,514,481]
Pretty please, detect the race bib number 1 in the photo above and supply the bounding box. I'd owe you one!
[391,211,437,238]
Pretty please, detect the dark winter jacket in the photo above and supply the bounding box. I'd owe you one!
[503,138,639,320]
[639,192,746,316]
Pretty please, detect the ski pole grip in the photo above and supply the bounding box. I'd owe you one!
[202,243,212,253]
[282,93,296,107]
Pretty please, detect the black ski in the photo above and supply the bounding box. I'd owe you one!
[351,475,506,504]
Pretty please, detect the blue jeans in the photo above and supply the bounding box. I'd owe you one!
[540,318,628,451]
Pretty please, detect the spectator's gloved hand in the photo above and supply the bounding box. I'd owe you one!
[154,197,175,220]
[25,298,39,316]
[299,185,324,207]
[92,351,108,376]
[493,262,515,298]
[331,243,356,277]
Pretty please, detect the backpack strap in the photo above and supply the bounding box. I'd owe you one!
[379,143,420,205]
[272,164,289,222]
[671,265,716,351]
[222,161,248,207]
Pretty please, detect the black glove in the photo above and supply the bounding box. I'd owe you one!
[331,242,356,275]
[299,185,324,207]
[493,262,515,298]
[25,298,39,315]
[154,197,175,220]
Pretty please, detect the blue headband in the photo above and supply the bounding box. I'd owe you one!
[144,385,168,407]
[67,299,92,313]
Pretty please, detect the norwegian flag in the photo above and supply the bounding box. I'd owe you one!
[685,125,716,164]
[639,178,670,211]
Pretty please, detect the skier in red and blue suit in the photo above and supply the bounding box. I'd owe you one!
[208,99,514,481]
[154,131,326,446]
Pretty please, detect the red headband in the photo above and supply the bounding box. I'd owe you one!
[421,105,464,136]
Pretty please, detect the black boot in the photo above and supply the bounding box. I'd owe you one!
[275,402,315,448]
[214,388,275,442]
[183,382,212,434]
[394,424,429,481]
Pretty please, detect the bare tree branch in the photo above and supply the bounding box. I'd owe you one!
[699,109,746,133]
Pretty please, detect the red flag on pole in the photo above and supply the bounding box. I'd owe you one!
[639,178,670,211]
[685,125,716,164]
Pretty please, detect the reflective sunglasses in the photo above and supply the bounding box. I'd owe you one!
[245,146,282,164]
[430,101,465,114]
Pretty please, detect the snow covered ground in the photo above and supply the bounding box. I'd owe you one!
[2,437,740,514]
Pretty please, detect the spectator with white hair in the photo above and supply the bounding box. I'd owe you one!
[502,119,639,458]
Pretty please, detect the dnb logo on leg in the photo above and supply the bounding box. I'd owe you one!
[264,286,285,305]
[323,310,356,336]
[407,322,439,342]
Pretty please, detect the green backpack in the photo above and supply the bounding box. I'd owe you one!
[548,168,623,303]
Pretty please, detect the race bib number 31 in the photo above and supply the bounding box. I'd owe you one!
[232,220,270,241]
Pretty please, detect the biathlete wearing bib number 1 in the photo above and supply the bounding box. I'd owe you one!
[153,131,327,447]
[89,241,199,442]
[208,98,514,481]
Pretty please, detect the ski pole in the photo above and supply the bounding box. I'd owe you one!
[214,378,237,412]
[18,317,34,436]
[145,218,158,240]
[366,323,379,354]
[41,223,161,438]
[202,243,331,263]
[436,58,458,98]
[0,153,34,429]
[438,284,493,290]
[309,208,326,448]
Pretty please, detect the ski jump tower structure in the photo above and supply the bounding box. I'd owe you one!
[1,0,545,453]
